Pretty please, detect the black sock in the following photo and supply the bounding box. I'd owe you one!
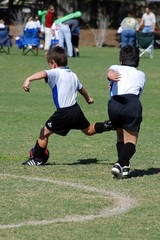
[33,141,46,160]
[95,121,112,133]
[95,122,105,133]
[116,142,124,158]
[118,142,136,167]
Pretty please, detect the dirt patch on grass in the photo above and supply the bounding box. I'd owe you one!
[79,28,120,47]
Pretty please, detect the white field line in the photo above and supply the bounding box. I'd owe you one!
[0,174,138,229]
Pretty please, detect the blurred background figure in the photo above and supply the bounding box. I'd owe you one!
[44,5,55,53]
[24,17,39,31]
[138,6,156,33]
[0,19,5,29]
[0,19,12,52]
[35,15,41,31]
[64,19,80,57]
[120,11,139,47]
[58,22,73,57]
[51,21,61,46]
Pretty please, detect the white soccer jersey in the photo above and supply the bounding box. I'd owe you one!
[45,67,82,108]
[108,65,146,97]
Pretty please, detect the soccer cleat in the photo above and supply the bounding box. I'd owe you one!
[30,147,49,164]
[122,166,130,177]
[103,120,114,131]
[22,158,43,166]
[111,163,123,179]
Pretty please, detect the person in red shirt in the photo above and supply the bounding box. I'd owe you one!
[44,5,55,53]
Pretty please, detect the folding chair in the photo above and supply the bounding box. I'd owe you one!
[17,28,40,56]
[0,27,12,54]
[136,32,154,59]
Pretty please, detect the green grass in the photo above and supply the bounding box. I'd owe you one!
[0,45,160,240]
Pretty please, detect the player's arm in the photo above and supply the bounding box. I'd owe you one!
[23,70,47,92]
[107,69,121,81]
[78,86,94,104]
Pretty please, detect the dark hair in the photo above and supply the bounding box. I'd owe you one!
[46,46,68,66]
[120,45,139,68]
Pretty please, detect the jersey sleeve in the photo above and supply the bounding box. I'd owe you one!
[44,69,56,88]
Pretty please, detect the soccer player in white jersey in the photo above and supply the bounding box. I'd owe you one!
[107,45,146,178]
[22,46,112,166]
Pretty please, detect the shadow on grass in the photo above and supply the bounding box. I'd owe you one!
[46,158,112,166]
[46,161,160,178]
[130,168,160,178]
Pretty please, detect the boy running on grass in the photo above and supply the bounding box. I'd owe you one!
[22,46,112,165]
[107,45,146,178]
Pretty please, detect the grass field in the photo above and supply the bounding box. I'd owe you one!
[0,45,160,240]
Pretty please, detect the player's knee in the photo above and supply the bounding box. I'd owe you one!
[39,126,52,139]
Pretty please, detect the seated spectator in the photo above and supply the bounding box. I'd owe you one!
[0,19,5,29]
[120,11,139,47]
[24,17,40,31]
[0,19,12,49]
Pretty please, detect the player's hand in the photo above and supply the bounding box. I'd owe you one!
[87,97,94,104]
[23,79,30,92]
[107,70,121,81]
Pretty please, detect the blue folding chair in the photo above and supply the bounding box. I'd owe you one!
[17,28,40,56]
[0,27,12,54]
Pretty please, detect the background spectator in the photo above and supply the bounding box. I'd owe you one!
[120,11,139,47]
[58,22,73,57]
[64,19,80,57]
[138,6,156,33]
[44,5,55,53]
[24,17,39,31]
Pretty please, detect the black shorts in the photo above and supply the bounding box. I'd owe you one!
[45,103,90,136]
[108,94,142,132]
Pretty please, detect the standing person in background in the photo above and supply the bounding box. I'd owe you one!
[64,19,80,57]
[120,11,139,47]
[58,22,73,57]
[138,6,156,33]
[44,5,55,54]
[51,21,61,45]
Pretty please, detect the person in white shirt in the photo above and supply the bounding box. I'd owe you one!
[107,45,146,179]
[138,6,156,33]
[24,17,39,30]
[0,19,5,29]
[51,22,61,45]
[22,46,112,166]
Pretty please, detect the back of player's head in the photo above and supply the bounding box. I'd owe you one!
[46,46,68,66]
[120,45,139,68]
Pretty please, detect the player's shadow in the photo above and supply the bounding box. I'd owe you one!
[46,161,160,178]
[130,168,160,178]
[46,158,111,166]
[67,158,110,165]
